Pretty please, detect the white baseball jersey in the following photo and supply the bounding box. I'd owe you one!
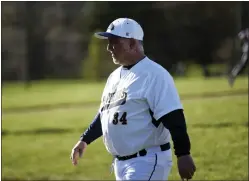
[99,57,183,156]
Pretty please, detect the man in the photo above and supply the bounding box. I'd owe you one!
[228,28,248,87]
[228,2,249,87]
[71,18,196,180]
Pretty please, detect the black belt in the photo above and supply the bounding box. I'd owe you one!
[115,142,170,161]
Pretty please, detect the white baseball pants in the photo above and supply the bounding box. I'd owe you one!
[114,147,173,180]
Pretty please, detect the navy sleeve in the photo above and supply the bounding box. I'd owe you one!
[159,109,191,157]
[80,113,102,145]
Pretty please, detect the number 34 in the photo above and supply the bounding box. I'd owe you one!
[112,112,127,125]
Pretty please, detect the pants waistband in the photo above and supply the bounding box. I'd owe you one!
[115,142,170,161]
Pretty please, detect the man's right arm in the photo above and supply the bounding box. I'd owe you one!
[80,71,113,144]
[80,113,102,145]
[71,112,102,165]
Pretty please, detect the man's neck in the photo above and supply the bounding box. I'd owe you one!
[122,54,146,69]
[122,54,146,67]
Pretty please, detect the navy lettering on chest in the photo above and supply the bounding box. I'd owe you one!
[101,89,127,111]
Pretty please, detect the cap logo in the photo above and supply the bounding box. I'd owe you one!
[108,23,115,31]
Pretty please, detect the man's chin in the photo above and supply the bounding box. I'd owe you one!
[112,58,120,65]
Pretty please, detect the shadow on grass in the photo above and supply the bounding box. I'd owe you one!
[192,121,248,128]
[1,177,56,181]
[2,127,88,137]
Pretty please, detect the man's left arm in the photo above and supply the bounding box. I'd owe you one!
[159,109,190,157]
[160,109,196,180]
[144,70,196,180]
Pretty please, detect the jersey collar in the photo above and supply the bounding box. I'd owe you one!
[122,56,147,70]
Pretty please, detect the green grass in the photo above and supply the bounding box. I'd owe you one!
[2,77,248,180]
[2,80,105,109]
[2,76,248,109]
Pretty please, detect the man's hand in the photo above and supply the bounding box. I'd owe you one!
[70,141,87,166]
[177,154,196,180]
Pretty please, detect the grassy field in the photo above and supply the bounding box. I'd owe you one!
[2,77,248,110]
[2,76,248,180]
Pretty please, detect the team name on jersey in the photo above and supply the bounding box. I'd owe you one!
[102,88,127,111]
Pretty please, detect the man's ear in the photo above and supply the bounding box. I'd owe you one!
[129,39,136,49]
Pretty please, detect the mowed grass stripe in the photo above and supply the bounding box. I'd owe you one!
[2,88,248,113]
[2,76,248,110]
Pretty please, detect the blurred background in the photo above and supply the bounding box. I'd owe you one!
[1,1,248,81]
[1,1,248,181]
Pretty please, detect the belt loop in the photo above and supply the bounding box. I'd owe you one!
[160,144,163,151]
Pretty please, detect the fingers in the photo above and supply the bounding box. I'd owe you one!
[71,150,77,165]
[189,164,196,178]
[193,164,197,172]
[178,155,196,180]
[191,167,196,175]
[181,179,189,181]
[180,171,192,180]
[70,141,87,166]
[180,166,196,180]
[70,148,80,166]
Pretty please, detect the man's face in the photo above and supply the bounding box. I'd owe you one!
[107,36,132,65]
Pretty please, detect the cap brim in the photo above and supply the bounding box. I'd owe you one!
[94,32,124,39]
[94,32,113,39]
